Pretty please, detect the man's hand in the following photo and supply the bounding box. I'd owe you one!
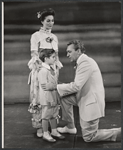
[41,83,57,91]
[41,84,48,91]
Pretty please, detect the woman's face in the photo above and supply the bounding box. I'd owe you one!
[41,15,54,30]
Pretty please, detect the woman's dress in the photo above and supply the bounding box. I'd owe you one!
[28,28,62,128]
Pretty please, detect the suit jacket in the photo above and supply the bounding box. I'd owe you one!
[57,54,105,121]
[38,63,59,106]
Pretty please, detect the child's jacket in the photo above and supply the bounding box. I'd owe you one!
[38,63,59,106]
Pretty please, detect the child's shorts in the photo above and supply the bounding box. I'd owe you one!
[42,105,59,120]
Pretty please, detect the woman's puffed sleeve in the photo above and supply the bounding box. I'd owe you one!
[55,35,58,48]
[51,34,58,52]
[30,33,38,51]
[55,35,58,44]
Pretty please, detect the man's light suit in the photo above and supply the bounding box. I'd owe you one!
[57,54,116,142]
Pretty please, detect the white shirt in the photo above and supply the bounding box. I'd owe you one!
[42,62,50,70]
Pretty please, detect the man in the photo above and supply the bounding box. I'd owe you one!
[42,40,121,142]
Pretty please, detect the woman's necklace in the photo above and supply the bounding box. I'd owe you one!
[40,27,51,34]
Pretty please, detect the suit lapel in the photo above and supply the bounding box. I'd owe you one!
[76,54,86,70]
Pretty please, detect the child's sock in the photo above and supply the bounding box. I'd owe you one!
[43,131,50,136]
[51,128,61,136]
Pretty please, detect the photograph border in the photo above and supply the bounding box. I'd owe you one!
[1,0,122,149]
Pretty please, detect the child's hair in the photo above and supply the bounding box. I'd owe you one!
[39,48,55,62]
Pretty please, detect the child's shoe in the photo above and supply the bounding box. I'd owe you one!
[43,132,56,142]
[37,128,43,137]
[51,131,65,139]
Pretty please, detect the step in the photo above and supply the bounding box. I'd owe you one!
[4,55,121,75]
[4,74,121,103]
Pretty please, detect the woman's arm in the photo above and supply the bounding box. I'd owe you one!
[31,50,39,57]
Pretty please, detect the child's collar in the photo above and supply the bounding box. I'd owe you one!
[42,62,50,70]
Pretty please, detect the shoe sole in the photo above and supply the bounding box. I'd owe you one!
[43,137,56,142]
[51,134,65,140]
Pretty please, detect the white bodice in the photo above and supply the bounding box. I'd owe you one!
[30,28,58,52]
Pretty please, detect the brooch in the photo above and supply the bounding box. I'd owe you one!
[46,37,53,43]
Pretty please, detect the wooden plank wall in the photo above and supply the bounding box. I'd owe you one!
[4,2,121,103]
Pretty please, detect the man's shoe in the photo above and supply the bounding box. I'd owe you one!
[57,126,77,134]
[37,128,43,137]
[110,127,121,141]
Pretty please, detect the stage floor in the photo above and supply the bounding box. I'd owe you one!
[4,102,121,148]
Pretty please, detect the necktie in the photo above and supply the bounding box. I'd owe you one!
[50,66,55,76]
[74,63,78,70]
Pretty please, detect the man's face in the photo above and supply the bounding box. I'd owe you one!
[66,44,79,62]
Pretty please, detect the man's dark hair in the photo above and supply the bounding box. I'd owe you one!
[67,40,86,53]
[39,48,55,62]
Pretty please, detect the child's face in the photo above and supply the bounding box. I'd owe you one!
[46,53,56,65]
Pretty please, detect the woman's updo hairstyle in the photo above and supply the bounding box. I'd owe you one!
[37,8,55,22]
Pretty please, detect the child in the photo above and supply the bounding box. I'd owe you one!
[38,48,65,142]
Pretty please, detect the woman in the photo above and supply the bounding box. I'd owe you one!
[28,8,62,138]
